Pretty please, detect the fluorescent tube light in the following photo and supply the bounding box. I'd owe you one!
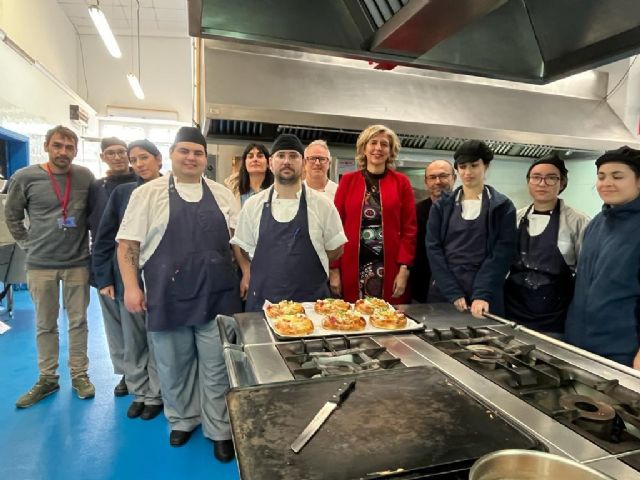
[88,5,121,58]
[127,73,145,99]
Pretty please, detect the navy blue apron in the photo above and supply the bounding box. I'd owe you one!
[143,176,240,331]
[246,185,330,312]
[504,203,573,333]
[429,190,488,302]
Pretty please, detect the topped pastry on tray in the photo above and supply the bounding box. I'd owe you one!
[370,308,407,330]
[354,296,392,315]
[273,313,315,336]
[314,298,351,314]
[322,310,367,331]
[266,300,305,318]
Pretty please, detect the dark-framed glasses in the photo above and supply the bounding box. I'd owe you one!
[528,174,560,186]
[426,173,452,181]
[305,155,330,164]
[104,149,127,158]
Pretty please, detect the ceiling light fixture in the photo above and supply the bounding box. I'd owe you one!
[88,2,121,58]
[127,0,144,99]
[127,73,144,100]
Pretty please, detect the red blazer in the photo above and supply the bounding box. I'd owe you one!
[333,169,417,304]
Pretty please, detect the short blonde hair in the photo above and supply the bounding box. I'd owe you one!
[355,125,400,170]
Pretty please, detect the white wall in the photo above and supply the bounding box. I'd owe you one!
[0,0,79,90]
[78,34,192,122]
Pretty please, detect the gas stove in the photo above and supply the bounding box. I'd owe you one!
[220,308,640,479]
[421,325,640,465]
[275,335,404,380]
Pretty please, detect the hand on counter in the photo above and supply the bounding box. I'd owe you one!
[329,268,341,297]
[634,350,640,370]
[124,286,146,313]
[470,299,489,319]
[392,265,409,298]
[99,285,115,300]
[453,297,468,312]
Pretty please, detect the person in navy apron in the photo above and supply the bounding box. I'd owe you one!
[566,146,640,368]
[427,140,517,318]
[505,155,589,336]
[116,127,241,462]
[231,134,347,312]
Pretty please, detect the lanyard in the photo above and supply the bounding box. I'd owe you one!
[45,164,72,220]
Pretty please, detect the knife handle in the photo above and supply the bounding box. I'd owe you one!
[334,380,356,406]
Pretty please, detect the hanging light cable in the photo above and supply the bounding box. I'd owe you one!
[127,0,144,99]
[88,1,121,58]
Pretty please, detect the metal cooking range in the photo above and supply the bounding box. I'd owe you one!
[275,335,404,380]
[421,326,640,460]
[220,306,640,479]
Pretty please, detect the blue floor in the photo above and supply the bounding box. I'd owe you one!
[0,290,241,480]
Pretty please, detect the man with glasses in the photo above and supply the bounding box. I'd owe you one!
[88,137,137,398]
[303,139,339,200]
[504,154,589,337]
[5,125,96,407]
[411,160,456,303]
[117,127,241,461]
[232,133,347,311]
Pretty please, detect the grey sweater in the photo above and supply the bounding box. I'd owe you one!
[5,164,95,269]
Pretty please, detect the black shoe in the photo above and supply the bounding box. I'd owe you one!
[126,401,145,419]
[213,439,235,463]
[169,430,193,447]
[140,403,163,420]
[114,376,128,397]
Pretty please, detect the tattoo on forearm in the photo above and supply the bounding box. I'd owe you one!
[124,243,140,267]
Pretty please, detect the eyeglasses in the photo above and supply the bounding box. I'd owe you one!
[426,173,452,181]
[273,151,302,162]
[528,175,561,186]
[104,149,127,158]
[305,156,330,164]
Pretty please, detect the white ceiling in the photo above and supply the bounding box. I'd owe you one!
[58,0,189,38]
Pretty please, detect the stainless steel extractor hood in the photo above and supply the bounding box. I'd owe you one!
[201,44,640,153]
[188,0,640,84]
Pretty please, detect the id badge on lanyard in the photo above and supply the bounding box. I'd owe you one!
[45,165,75,230]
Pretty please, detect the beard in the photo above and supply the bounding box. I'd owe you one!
[276,169,300,185]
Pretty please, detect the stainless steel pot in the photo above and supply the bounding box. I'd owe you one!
[469,449,614,480]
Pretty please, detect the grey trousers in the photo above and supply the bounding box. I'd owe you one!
[148,318,231,441]
[98,294,125,375]
[27,267,90,380]
[119,303,162,405]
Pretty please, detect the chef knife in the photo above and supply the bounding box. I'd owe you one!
[290,379,356,454]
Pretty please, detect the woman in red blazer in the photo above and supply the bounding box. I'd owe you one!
[330,125,417,304]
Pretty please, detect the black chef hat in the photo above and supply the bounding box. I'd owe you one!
[454,140,494,168]
[127,139,160,157]
[595,146,640,176]
[527,153,569,193]
[271,134,305,157]
[100,137,126,152]
[173,126,207,152]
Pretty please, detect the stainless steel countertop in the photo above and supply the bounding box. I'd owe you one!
[224,305,640,479]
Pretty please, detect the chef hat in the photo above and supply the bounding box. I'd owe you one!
[595,146,640,176]
[454,140,494,168]
[173,127,207,152]
[100,137,126,152]
[527,153,569,193]
[271,134,305,157]
[127,139,160,157]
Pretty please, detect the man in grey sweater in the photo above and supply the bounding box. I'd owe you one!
[5,125,96,408]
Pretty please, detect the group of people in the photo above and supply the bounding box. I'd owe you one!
[5,122,640,464]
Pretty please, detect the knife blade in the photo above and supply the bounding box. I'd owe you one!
[290,379,356,454]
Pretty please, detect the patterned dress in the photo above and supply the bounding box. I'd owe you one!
[359,169,386,298]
